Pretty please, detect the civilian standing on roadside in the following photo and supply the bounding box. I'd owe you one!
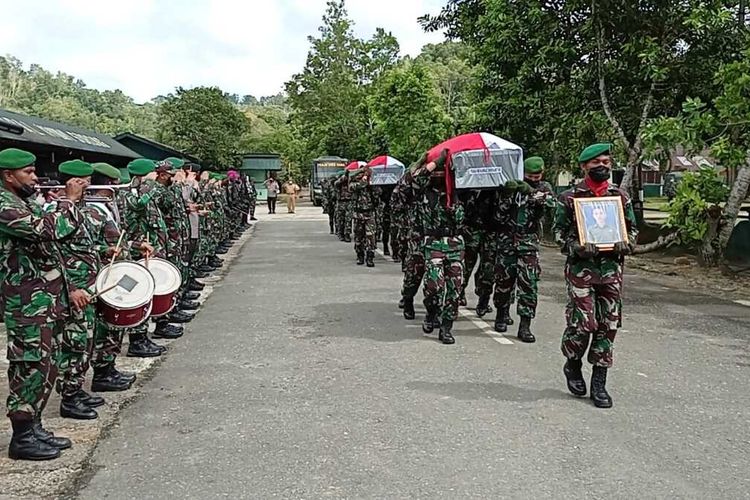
[265,175,279,214]
[283,178,301,214]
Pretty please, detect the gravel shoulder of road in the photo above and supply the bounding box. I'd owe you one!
[0,225,255,499]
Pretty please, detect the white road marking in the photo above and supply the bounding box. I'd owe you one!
[458,309,514,345]
[734,300,750,307]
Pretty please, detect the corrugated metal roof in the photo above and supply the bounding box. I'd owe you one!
[0,108,139,158]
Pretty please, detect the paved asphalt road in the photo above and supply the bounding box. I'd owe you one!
[77,204,750,499]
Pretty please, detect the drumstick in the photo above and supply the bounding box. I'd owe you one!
[145,234,150,268]
[102,231,126,285]
[91,276,127,301]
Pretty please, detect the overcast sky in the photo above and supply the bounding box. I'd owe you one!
[2,0,446,103]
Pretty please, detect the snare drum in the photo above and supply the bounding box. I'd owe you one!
[95,261,155,329]
[138,258,182,317]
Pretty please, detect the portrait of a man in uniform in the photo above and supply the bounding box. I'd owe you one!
[574,197,628,247]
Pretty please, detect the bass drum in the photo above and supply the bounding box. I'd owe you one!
[95,261,155,329]
[138,258,182,317]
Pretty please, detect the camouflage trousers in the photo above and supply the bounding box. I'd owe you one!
[353,214,376,254]
[561,278,622,368]
[401,238,426,298]
[92,320,124,370]
[423,236,465,322]
[461,229,497,299]
[389,221,400,258]
[325,203,336,232]
[6,320,64,421]
[335,201,352,239]
[494,250,540,318]
[380,215,391,252]
[56,305,95,398]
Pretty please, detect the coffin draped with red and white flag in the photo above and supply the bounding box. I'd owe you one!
[366,155,405,185]
[426,132,524,190]
[345,160,367,171]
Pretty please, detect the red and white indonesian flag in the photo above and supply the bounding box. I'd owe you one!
[426,132,524,192]
[366,155,405,185]
[345,161,367,171]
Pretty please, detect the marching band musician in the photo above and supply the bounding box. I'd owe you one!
[0,148,89,460]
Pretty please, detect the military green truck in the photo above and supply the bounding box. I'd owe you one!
[310,156,348,206]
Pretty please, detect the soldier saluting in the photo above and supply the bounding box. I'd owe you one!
[553,143,638,408]
[0,148,90,460]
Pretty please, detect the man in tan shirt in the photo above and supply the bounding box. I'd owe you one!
[283,178,301,214]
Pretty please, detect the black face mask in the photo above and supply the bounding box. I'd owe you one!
[525,178,541,188]
[588,167,610,182]
[18,183,37,199]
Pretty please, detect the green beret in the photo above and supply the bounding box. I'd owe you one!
[162,157,185,169]
[578,143,612,163]
[58,159,93,177]
[119,168,131,183]
[128,158,156,176]
[0,148,36,170]
[524,156,544,174]
[92,162,121,180]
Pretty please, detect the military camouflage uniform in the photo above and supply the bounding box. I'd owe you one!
[408,170,465,322]
[349,174,376,257]
[86,199,132,371]
[460,191,498,302]
[0,191,81,422]
[54,204,104,398]
[388,184,404,261]
[397,170,426,298]
[334,175,353,241]
[553,181,638,367]
[322,178,337,233]
[123,179,168,259]
[375,186,394,254]
[494,182,556,317]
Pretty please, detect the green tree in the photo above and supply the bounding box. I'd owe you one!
[370,62,450,163]
[158,86,249,168]
[285,0,400,178]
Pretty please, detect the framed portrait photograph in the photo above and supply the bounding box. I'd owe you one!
[573,196,629,249]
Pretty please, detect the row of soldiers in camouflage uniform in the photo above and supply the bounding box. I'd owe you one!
[323,143,636,409]
[0,147,253,460]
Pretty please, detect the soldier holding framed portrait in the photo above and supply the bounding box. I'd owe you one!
[553,143,638,409]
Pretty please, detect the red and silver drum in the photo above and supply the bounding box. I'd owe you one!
[95,261,155,329]
[138,258,182,318]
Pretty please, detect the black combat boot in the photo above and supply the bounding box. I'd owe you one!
[476,295,492,317]
[92,365,131,392]
[183,291,201,301]
[209,256,223,267]
[198,264,214,273]
[153,322,183,339]
[402,297,415,320]
[179,299,200,310]
[77,389,105,408]
[590,366,613,408]
[32,416,72,450]
[8,420,61,460]
[517,316,536,343]
[422,307,439,334]
[365,251,375,268]
[398,298,405,309]
[127,334,163,358]
[144,336,167,354]
[168,310,194,323]
[112,366,136,385]
[60,393,98,420]
[189,279,205,291]
[494,306,508,333]
[344,235,352,243]
[438,319,456,345]
[356,251,365,265]
[216,247,228,255]
[193,270,210,279]
[392,254,400,263]
[563,359,587,397]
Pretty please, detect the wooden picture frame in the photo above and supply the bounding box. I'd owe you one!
[573,196,629,251]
